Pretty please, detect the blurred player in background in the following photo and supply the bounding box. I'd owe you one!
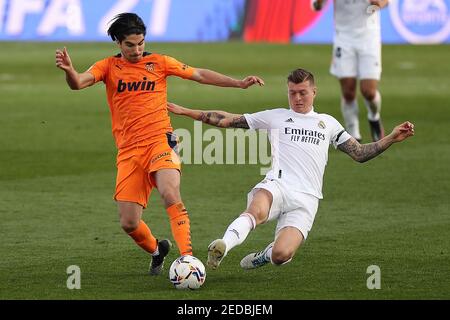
[55,13,264,275]
[312,0,390,142]
[168,68,414,270]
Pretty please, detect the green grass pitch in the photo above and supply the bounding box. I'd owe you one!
[0,42,449,299]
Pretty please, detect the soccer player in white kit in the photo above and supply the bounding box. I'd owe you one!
[312,0,389,142]
[168,68,414,270]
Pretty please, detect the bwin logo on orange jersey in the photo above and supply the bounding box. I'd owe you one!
[117,77,156,93]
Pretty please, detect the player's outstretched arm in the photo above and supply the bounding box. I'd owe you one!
[55,47,95,90]
[338,121,415,163]
[168,102,249,129]
[191,68,264,89]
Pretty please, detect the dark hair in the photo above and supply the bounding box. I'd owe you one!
[287,68,315,86]
[107,13,146,42]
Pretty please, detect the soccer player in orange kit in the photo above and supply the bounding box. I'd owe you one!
[55,13,264,275]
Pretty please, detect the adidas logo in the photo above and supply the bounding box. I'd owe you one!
[285,118,294,123]
[229,229,240,239]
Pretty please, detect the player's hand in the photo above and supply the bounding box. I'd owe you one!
[389,121,415,143]
[311,0,325,11]
[55,47,73,71]
[167,102,186,115]
[239,76,265,89]
[369,0,388,8]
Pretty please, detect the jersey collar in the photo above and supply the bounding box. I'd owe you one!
[290,106,316,116]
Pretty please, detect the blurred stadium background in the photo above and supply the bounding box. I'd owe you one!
[2,0,450,43]
[1,0,449,300]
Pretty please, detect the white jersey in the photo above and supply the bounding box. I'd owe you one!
[334,0,381,39]
[244,108,351,199]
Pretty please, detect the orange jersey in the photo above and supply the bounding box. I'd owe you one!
[88,52,195,149]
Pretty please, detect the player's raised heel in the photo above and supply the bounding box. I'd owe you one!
[207,239,227,270]
[149,239,172,276]
[369,119,385,142]
[240,242,274,270]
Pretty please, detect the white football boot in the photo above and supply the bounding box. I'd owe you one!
[207,239,227,269]
[240,242,274,270]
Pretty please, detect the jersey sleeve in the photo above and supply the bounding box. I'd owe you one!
[164,55,196,79]
[328,116,352,149]
[86,58,110,83]
[243,110,275,130]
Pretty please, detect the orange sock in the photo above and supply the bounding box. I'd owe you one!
[166,202,192,256]
[127,220,158,254]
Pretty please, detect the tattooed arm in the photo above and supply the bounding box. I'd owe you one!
[338,137,388,163]
[338,122,415,163]
[167,102,249,129]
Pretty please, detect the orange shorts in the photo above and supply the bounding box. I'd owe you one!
[114,132,181,208]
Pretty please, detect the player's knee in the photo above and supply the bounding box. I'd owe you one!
[342,91,356,103]
[271,248,293,265]
[246,210,266,225]
[361,88,376,101]
[246,204,270,225]
[159,187,181,207]
[120,218,139,233]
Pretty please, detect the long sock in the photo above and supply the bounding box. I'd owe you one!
[265,246,273,263]
[341,98,361,140]
[364,90,382,121]
[127,220,158,254]
[166,202,192,256]
[222,213,256,255]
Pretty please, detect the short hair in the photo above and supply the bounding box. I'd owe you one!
[107,13,146,42]
[287,68,315,86]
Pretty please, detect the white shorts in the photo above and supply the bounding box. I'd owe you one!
[330,34,381,80]
[247,179,319,241]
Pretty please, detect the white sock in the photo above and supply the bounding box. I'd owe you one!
[265,246,273,263]
[341,98,361,140]
[364,90,381,121]
[222,213,256,255]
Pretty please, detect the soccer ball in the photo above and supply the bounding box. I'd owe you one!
[169,255,206,290]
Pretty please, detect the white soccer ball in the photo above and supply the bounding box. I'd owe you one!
[169,255,206,290]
